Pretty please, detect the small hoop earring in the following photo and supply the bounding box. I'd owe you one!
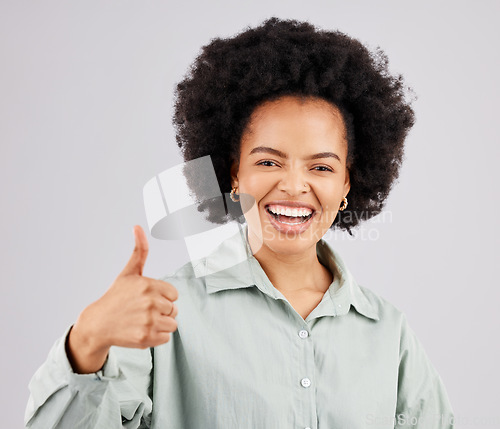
[339,197,348,211]
[230,187,240,202]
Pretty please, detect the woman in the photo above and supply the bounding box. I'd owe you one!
[25,18,454,428]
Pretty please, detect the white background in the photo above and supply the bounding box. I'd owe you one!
[1,1,499,428]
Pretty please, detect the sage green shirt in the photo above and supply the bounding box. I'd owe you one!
[25,227,454,428]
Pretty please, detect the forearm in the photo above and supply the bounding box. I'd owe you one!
[25,328,152,429]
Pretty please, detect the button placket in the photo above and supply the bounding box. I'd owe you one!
[297,324,317,429]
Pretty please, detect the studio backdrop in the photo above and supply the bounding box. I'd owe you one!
[1,1,499,428]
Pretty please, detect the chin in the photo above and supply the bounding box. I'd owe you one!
[263,238,315,256]
[258,219,324,256]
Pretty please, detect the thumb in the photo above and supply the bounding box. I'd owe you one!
[120,225,149,276]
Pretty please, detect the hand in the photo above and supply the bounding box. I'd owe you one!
[67,225,179,373]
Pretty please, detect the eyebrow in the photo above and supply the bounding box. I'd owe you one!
[249,146,341,162]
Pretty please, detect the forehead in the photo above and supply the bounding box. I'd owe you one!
[253,95,342,115]
[241,95,348,154]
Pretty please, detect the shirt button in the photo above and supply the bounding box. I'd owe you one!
[298,329,309,339]
[300,377,311,388]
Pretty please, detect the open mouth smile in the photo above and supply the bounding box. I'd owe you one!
[266,205,313,224]
[264,203,316,233]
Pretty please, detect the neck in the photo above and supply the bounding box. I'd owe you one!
[248,231,332,294]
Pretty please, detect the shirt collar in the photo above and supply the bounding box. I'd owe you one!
[196,225,379,321]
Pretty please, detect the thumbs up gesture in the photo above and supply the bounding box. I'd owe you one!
[67,226,179,374]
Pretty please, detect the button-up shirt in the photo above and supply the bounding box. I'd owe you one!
[25,226,454,428]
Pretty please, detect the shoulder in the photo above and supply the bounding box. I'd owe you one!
[358,284,434,356]
[356,283,407,329]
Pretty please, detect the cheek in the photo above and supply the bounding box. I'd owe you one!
[237,171,270,218]
[317,184,344,212]
[238,171,274,197]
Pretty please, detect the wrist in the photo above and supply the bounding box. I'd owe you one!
[66,309,110,374]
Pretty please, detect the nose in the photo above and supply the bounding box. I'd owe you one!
[276,167,309,196]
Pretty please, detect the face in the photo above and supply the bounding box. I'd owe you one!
[232,95,351,258]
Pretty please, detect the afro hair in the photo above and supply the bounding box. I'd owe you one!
[174,17,415,233]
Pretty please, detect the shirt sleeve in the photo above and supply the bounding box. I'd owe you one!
[25,326,153,429]
[394,314,454,429]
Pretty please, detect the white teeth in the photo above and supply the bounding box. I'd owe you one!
[280,218,308,225]
[267,205,312,217]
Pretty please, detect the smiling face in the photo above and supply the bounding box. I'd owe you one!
[232,95,351,258]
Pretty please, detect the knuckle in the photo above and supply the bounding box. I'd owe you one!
[163,281,179,301]
[133,246,147,259]
[170,303,178,318]
[142,313,154,327]
[136,328,150,347]
[171,286,179,301]
[143,297,156,312]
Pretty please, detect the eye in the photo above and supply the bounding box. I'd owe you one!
[312,165,334,172]
[257,160,278,167]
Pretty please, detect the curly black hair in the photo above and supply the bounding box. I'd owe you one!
[174,17,415,233]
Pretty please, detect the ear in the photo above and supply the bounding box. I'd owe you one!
[343,167,351,197]
[230,160,239,188]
